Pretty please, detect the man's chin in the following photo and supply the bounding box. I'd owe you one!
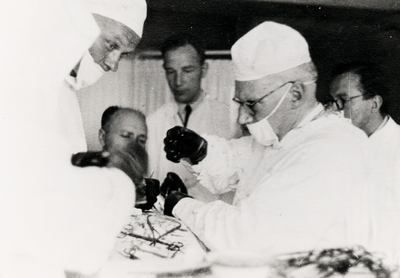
[173,95,191,104]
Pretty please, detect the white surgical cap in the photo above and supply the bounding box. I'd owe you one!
[232,21,312,81]
[81,0,147,37]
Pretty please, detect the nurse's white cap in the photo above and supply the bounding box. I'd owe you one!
[81,0,147,37]
[232,21,311,81]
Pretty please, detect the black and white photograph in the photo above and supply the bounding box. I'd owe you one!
[1,0,400,277]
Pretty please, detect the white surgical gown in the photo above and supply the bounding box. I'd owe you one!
[173,105,370,256]
[366,116,400,266]
[0,1,135,277]
[56,80,89,154]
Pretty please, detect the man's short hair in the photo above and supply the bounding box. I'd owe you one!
[161,33,206,65]
[101,106,145,131]
[331,61,390,116]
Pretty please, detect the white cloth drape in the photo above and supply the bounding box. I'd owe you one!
[78,56,237,151]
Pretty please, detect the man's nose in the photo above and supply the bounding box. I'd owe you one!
[174,72,183,86]
[104,51,120,72]
[237,105,254,125]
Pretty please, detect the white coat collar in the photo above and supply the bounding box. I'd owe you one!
[296,103,325,129]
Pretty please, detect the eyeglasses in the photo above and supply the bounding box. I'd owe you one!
[232,81,294,114]
[326,94,364,110]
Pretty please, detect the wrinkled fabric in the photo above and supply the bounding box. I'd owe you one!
[173,106,371,256]
[0,1,135,277]
[231,21,311,81]
[57,80,89,153]
[147,95,239,203]
[65,49,106,91]
[367,116,400,266]
[81,0,147,37]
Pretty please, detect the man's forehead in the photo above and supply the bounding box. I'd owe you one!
[234,77,275,97]
[110,25,139,47]
[164,45,201,65]
[112,112,144,128]
[331,72,360,96]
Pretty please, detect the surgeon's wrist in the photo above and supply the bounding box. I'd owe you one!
[171,196,191,216]
[164,192,192,217]
[190,139,207,165]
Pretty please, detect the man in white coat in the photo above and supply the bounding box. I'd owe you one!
[61,0,146,154]
[147,33,240,203]
[330,61,400,266]
[0,1,146,277]
[162,22,370,256]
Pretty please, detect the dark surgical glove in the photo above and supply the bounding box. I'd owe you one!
[71,151,109,167]
[135,178,160,211]
[163,126,207,165]
[160,172,188,198]
[164,191,192,217]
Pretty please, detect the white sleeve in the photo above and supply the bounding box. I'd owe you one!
[190,135,253,194]
[173,140,368,254]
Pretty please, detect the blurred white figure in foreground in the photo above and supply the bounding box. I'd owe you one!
[0,0,145,277]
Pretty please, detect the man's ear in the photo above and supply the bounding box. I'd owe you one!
[290,82,305,109]
[98,129,106,149]
[201,62,209,78]
[371,95,383,113]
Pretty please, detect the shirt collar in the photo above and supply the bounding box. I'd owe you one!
[375,115,389,133]
[296,103,325,129]
[177,90,206,114]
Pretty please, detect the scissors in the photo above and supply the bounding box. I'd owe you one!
[168,241,183,251]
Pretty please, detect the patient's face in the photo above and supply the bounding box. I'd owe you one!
[101,110,148,174]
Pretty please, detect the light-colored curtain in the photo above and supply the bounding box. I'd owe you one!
[77,56,237,151]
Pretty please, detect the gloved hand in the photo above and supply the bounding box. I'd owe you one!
[164,191,192,217]
[71,151,109,167]
[106,148,146,186]
[135,178,160,211]
[160,172,188,198]
[163,126,207,165]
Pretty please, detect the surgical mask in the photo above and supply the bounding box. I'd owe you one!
[246,83,292,147]
[66,49,106,90]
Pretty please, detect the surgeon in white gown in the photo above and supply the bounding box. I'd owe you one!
[0,1,145,277]
[60,0,147,154]
[162,22,371,257]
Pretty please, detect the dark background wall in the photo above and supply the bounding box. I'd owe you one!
[136,0,400,123]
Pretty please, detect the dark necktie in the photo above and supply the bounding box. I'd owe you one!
[183,105,192,128]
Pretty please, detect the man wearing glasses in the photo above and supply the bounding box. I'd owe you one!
[329,61,398,137]
[160,22,372,257]
[330,61,400,266]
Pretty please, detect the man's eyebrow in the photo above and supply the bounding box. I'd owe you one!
[121,130,134,135]
[335,92,348,97]
[110,34,126,48]
[163,66,173,70]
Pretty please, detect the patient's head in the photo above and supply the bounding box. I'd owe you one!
[99,106,148,175]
